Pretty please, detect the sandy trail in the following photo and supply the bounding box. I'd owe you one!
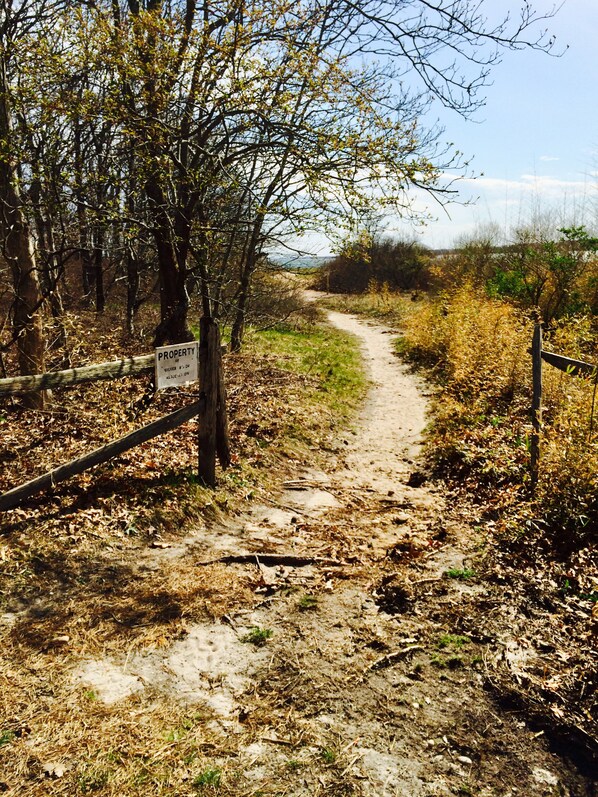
[326,310,429,494]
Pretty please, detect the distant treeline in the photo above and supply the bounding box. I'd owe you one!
[314,226,598,323]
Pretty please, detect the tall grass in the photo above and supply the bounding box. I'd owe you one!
[400,285,533,498]
[539,317,598,546]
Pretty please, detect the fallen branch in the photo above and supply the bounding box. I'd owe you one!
[366,645,424,672]
[282,480,325,490]
[196,553,344,568]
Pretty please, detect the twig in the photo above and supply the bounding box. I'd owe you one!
[282,480,328,490]
[366,645,424,672]
[259,495,307,514]
[339,753,365,778]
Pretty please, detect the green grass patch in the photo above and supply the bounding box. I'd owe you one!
[298,594,319,611]
[193,767,222,789]
[241,627,273,646]
[445,567,476,581]
[0,730,15,747]
[437,634,470,649]
[255,325,366,424]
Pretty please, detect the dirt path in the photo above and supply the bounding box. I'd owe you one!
[325,310,430,493]
[71,311,595,796]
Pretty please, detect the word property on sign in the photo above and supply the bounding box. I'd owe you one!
[155,342,199,390]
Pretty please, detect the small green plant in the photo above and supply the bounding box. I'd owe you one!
[78,766,110,793]
[432,635,472,669]
[0,730,15,747]
[445,568,476,581]
[437,634,470,649]
[164,712,203,742]
[286,759,301,771]
[242,627,273,646]
[193,767,221,789]
[320,747,336,764]
[298,594,318,611]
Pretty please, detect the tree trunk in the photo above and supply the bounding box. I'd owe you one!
[145,174,193,346]
[230,214,265,353]
[74,115,94,305]
[94,224,106,314]
[3,210,46,390]
[230,263,252,353]
[0,57,46,407]
[30,179,68,360]
[125,247,140,335]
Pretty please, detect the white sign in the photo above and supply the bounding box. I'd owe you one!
[155,342,199,390]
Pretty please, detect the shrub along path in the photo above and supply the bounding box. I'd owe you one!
[1,309,595,796]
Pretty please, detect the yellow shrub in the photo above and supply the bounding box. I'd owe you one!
[402,283,531,408]
[402,285,598,545]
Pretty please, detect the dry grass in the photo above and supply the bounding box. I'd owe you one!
[0,554,263,796]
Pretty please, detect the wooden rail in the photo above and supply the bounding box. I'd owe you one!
[541,350,598,378]
[0,400,203,511]
[0,354,154,397]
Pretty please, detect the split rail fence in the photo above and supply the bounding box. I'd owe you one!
[0,317,229,511]
[530,322,597,491]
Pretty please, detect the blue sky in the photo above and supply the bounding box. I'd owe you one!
[399,0,598,249]
[288,0,598,257]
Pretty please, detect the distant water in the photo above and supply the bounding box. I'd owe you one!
[268,254,332,270]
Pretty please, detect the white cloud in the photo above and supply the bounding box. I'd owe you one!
[539,155,560,162]
[459,173,597,198]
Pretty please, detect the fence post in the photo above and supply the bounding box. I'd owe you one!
[198,317,219,486]
[215,328,231,471]
[530,321,543,493]
[198,317,231,485]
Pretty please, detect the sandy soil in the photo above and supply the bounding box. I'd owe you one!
[69,311,595,795]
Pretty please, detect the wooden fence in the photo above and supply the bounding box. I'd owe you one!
[0,321,230,511]
[530,322,597,491]
[0,354,154,397]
